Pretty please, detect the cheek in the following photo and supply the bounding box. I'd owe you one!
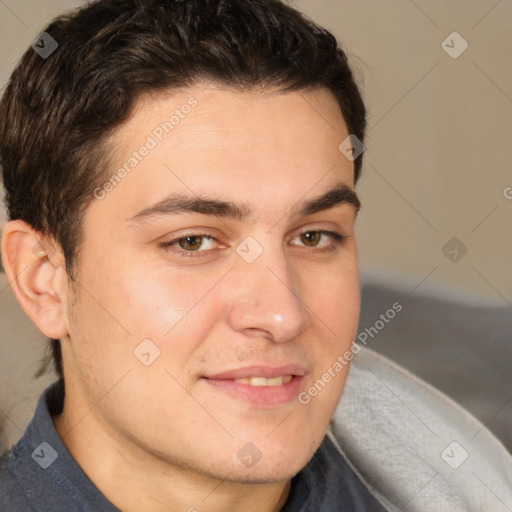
[81,245,212,334]
[123,266,225,341]
[303,259,360,397]
[309,256,360,333]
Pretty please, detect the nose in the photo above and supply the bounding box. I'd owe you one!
[226,244,312,343]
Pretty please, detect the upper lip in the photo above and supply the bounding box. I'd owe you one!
[203,364,307,380]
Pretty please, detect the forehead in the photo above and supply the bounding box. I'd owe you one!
[90,83,354,224]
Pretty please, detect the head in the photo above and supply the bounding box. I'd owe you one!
[1,0,366,490]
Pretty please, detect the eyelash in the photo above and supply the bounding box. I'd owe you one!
[159,229,346,258]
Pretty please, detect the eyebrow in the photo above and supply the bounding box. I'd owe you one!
[128,183,360,225]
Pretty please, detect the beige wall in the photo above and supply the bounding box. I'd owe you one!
[293,0,512,304]
[1,0,511,302]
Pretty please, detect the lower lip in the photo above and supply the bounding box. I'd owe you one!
[201,376,305,407]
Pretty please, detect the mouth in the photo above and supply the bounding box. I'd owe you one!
[201,365,306,407]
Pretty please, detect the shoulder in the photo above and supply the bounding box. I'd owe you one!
[0,382,82,512]
[0,433,81,512]
[0,443,39,511]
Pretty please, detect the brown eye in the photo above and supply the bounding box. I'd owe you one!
[291,230,346,252]
[160,233,217,257]
[300,231,322,247]
[178,235,204,251]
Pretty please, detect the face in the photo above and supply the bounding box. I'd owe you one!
[62,83,360,484]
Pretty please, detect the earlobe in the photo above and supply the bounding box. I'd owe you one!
[1,220,69,339]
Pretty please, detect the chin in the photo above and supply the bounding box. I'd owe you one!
[221,464,303,485]
[208,446,315,485]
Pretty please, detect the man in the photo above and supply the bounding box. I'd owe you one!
[0,1,510,511]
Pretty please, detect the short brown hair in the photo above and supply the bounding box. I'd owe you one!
[0,0,367,378]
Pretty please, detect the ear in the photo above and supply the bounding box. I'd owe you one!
[1,220,69,339]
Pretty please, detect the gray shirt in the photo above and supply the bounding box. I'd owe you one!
[0,380,387,511]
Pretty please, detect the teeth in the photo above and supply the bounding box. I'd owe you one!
[234,375,293,386]
[249,377,268,387]
[266,376,284,386]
